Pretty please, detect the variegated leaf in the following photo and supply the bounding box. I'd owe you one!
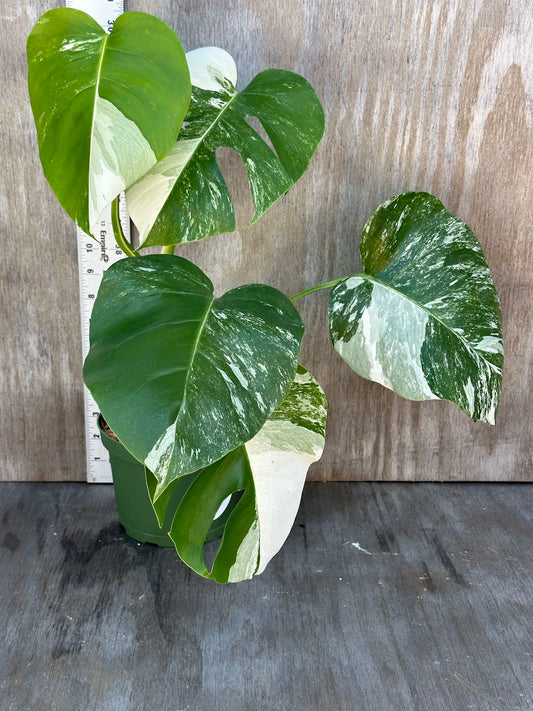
[169,366,327,583]
[126,46,325,246]
[27,9,190,235]
[83,254,304,499]
[328,192,503,424]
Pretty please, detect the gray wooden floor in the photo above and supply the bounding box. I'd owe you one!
[1,482,531,711]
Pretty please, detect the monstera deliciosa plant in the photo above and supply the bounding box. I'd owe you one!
[27,9,503,583]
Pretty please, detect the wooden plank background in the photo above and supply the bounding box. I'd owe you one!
[1,0,531,482]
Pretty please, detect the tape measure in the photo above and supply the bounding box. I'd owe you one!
[66,0,124,30]
[67,0,128,483]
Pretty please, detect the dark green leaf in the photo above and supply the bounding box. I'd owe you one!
[83,254,304,499]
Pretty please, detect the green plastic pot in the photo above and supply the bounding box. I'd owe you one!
[99,418,234,547]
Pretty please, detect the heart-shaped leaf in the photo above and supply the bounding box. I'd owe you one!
[328,192,503,423]
[169,366,327,583]
[83,255,304,498]
[27,9,190,235]
[125,47,325,246]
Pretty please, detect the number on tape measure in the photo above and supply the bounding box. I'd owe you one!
[67,0,128,483]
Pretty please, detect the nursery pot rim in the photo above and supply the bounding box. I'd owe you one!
[98,415,235,547]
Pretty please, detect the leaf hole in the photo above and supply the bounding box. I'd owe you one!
[215,146,252,222]
[202,538,222,571]
[245,115,277,155]
[202,489,244,572]
[213,494,232,521]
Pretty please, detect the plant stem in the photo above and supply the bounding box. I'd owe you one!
[161,245,175,255]
[290,277,346,302]
[111,197,139,257]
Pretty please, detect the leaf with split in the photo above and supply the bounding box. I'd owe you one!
[168,366,327,583]
[27,9,190,235]
[328,192,503,424]
[125,46,325,246]
[83,254,304,498]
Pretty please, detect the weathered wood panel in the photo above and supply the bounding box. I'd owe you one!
[1,481,532,709]
[1,0,531,480]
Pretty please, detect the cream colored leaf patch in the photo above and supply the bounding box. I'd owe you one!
[186,46,237,91]
[168,366,327,583]
[333,277,435,401]
[89,97,156,229]
[126,138,201,241]
[246,418,325,575]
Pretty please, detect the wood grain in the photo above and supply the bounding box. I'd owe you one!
[1,481,532,709]
[1,0,531,480]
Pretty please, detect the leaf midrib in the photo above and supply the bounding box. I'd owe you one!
[177,295,216,419]
[358,273,499,371]
[135,85,239,241]
[163,88,239,195]
[85,28,109,223]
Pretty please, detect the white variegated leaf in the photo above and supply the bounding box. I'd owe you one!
[126,47,325,246]
[328,192,503,424]
[27,9,190,235]
[169,366,327,583]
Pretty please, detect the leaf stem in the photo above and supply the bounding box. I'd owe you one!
[161,245,175,255]
[290,278,346,302]
[111,197,139,257]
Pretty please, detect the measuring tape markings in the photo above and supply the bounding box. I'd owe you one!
[78,202,131,483]
[67,0,128,483]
